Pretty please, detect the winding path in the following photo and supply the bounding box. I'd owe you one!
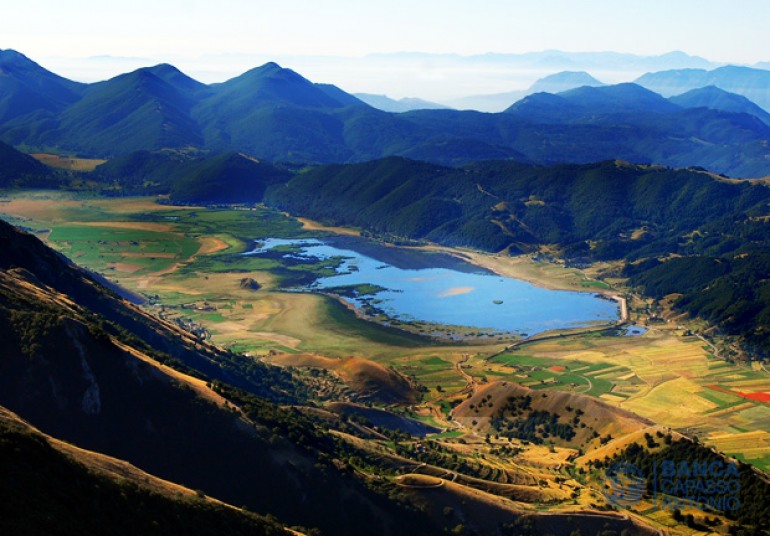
[455,353,477,395]
[575,374,594,395]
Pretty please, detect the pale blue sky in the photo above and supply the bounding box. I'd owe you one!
[4,0,769,99]
[6,0,768,60]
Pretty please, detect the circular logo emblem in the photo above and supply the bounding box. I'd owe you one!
[603,462,646,508]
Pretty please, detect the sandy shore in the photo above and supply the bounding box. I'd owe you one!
[460,250,629,323]
[297,217,361,236]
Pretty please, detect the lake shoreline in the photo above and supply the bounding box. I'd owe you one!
[452,250,629,323]
[413,247,629,327]
[267,227,624,340]
[296,214,618,295]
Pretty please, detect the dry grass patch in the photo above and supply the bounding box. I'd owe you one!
[1,195,83,221]
[707,430,770,452]
[268,353,419,404]
[30,153,107,171]
[446,251,589,292]
[297,217,361,236]
[195,236,231,256]
[575,427,680,468]
[87,197,203,214]
[107,262,146,274]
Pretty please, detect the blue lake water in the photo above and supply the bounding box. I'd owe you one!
[620,324,647,337]
[248,237,619,336]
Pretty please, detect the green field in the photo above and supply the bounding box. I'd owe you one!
[489,353,625,397]
[49,224,201,274]
[3,191,770,475]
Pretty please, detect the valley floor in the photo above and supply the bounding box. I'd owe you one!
[3,191,769,534]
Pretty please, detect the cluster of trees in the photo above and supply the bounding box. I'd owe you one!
[265,158,770,260]
[629,251,770,354]
[210,382,448,534]
[495,409,577,444]
[485,395,578,444]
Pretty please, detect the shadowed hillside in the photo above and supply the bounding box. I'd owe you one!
[91,149,292,200]
[266,158,770,258]
[670,85,770,126]
[0,219,446,535]
[0,216,303,401]
[0,140,56,187]
[0,407,292,536]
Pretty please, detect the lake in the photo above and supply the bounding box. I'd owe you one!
[248,236,619,338]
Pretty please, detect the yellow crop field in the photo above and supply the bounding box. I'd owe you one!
[623,377,718,426]
[4,191,770,475]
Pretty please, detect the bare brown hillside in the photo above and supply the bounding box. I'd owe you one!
[452,381,652,448]
[268,353,420,404]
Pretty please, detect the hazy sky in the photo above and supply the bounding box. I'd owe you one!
[4,0,769,99]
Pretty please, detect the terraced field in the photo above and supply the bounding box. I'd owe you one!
[3,191,769,475]
[489,332,770,471]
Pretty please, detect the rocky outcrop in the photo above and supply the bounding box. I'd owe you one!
[239,277,261,291]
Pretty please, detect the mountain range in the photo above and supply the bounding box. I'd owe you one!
[635,65,770,111]
[447,71,606,112]
[359,50,719,101]
[353,93,449,113]
[2,49,770,176]
[450,65,770,114]
[670,85,770,126]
